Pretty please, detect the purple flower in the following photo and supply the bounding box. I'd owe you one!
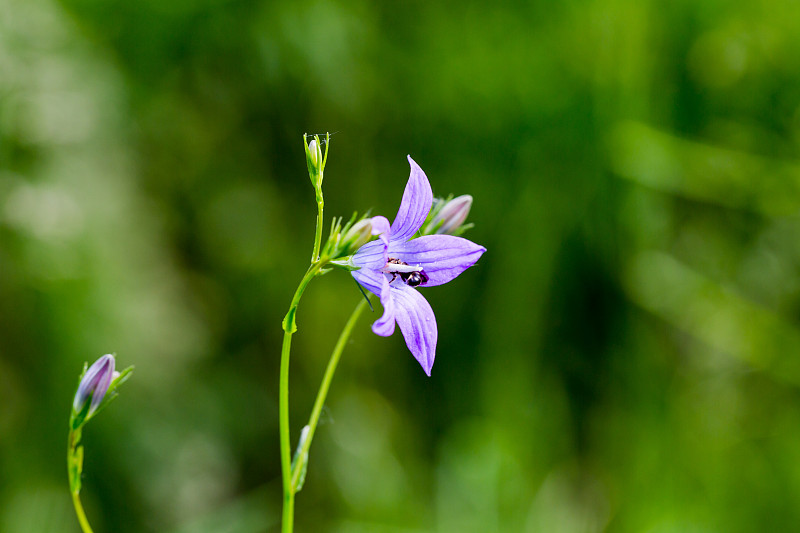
[73,354,116,417]
[351,156,486,376]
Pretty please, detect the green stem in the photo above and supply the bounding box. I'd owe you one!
[290,297,370,491]
[280,260,326,533]
[311,196,324,263]
[279,330,295,533]
[309,132,328,263]
[71,492,94,533]
[68,428,94,533]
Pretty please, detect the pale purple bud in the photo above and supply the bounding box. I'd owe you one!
[432,195,472,234]
[73,354,115,417]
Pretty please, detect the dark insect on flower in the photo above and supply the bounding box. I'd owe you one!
[386,258,430,287]
[350,156,486,376]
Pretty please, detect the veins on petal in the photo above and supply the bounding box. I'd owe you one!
[372,277,396,336]
[392,285,437,376]
[348,155,485,376]
[389,156,433,243]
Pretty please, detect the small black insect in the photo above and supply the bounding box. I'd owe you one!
[386,257,429,287]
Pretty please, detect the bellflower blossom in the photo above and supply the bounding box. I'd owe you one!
[351,156,486,376]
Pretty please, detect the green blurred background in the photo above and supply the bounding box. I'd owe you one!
[3,0,800,531]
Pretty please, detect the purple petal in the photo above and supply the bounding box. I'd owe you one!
[89,358,115,414]
[392,284,438,376]
[372,277,396,336]
[352,238,388,296]
[351,263,384,297]
[370,215,391,248]
[73,354,115,414]
[391,235,486,287]
[390,156,433,243]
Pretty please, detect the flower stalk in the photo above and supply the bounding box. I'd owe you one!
[71,492,93,533]
[67,354,132,533]
[280,270,369,532]
[68,427,94,533]
[304,133,330,263]
[280,132,334,533]
[279,135,484,532]
[290,297,370,492]
[279,260,327,533]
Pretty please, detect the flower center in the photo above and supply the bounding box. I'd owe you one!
[384,258,429,287]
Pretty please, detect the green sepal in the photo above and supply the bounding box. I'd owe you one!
[69,363,90,430]
[70,401,91,431]
[421,195,452,235]
[449,222,475,237]
[328,258,361,271]
[419,195,475,237]
[303,132,330,190]
[70,365,134,430]
[85,365,135,424]
[102,365,134,402]
[321,210,379,260]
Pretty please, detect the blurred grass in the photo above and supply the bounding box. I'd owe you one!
[3,0,800,531]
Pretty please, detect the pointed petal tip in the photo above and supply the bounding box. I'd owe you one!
[472,244,487,262]
[390,235,487,287]
[391,154,433,242]
[392,285,437,378]
[407,155,423,172]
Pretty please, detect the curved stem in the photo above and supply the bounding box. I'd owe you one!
[291,297,370,491]
[71,492,94,533]
[280,260,326,533]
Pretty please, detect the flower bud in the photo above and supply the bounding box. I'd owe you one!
[339,218,373,256]
[430,195,472,234]
[304,134,328,189]
[73,354,115,418]
[308,139,322,171]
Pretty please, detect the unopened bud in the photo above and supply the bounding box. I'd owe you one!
[341,218,373,254]
[431,195,472,234]
[73,354,115,418]
[308,139,322,171]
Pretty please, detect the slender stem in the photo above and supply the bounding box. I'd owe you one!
[280,260,326,533]
[71,492,94,533]
[290,297,369,491]
[282,131,332,532]
[311,196,324,263]
[279,330,294,533]
[309,132,328,263]
[68,428,94,533]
